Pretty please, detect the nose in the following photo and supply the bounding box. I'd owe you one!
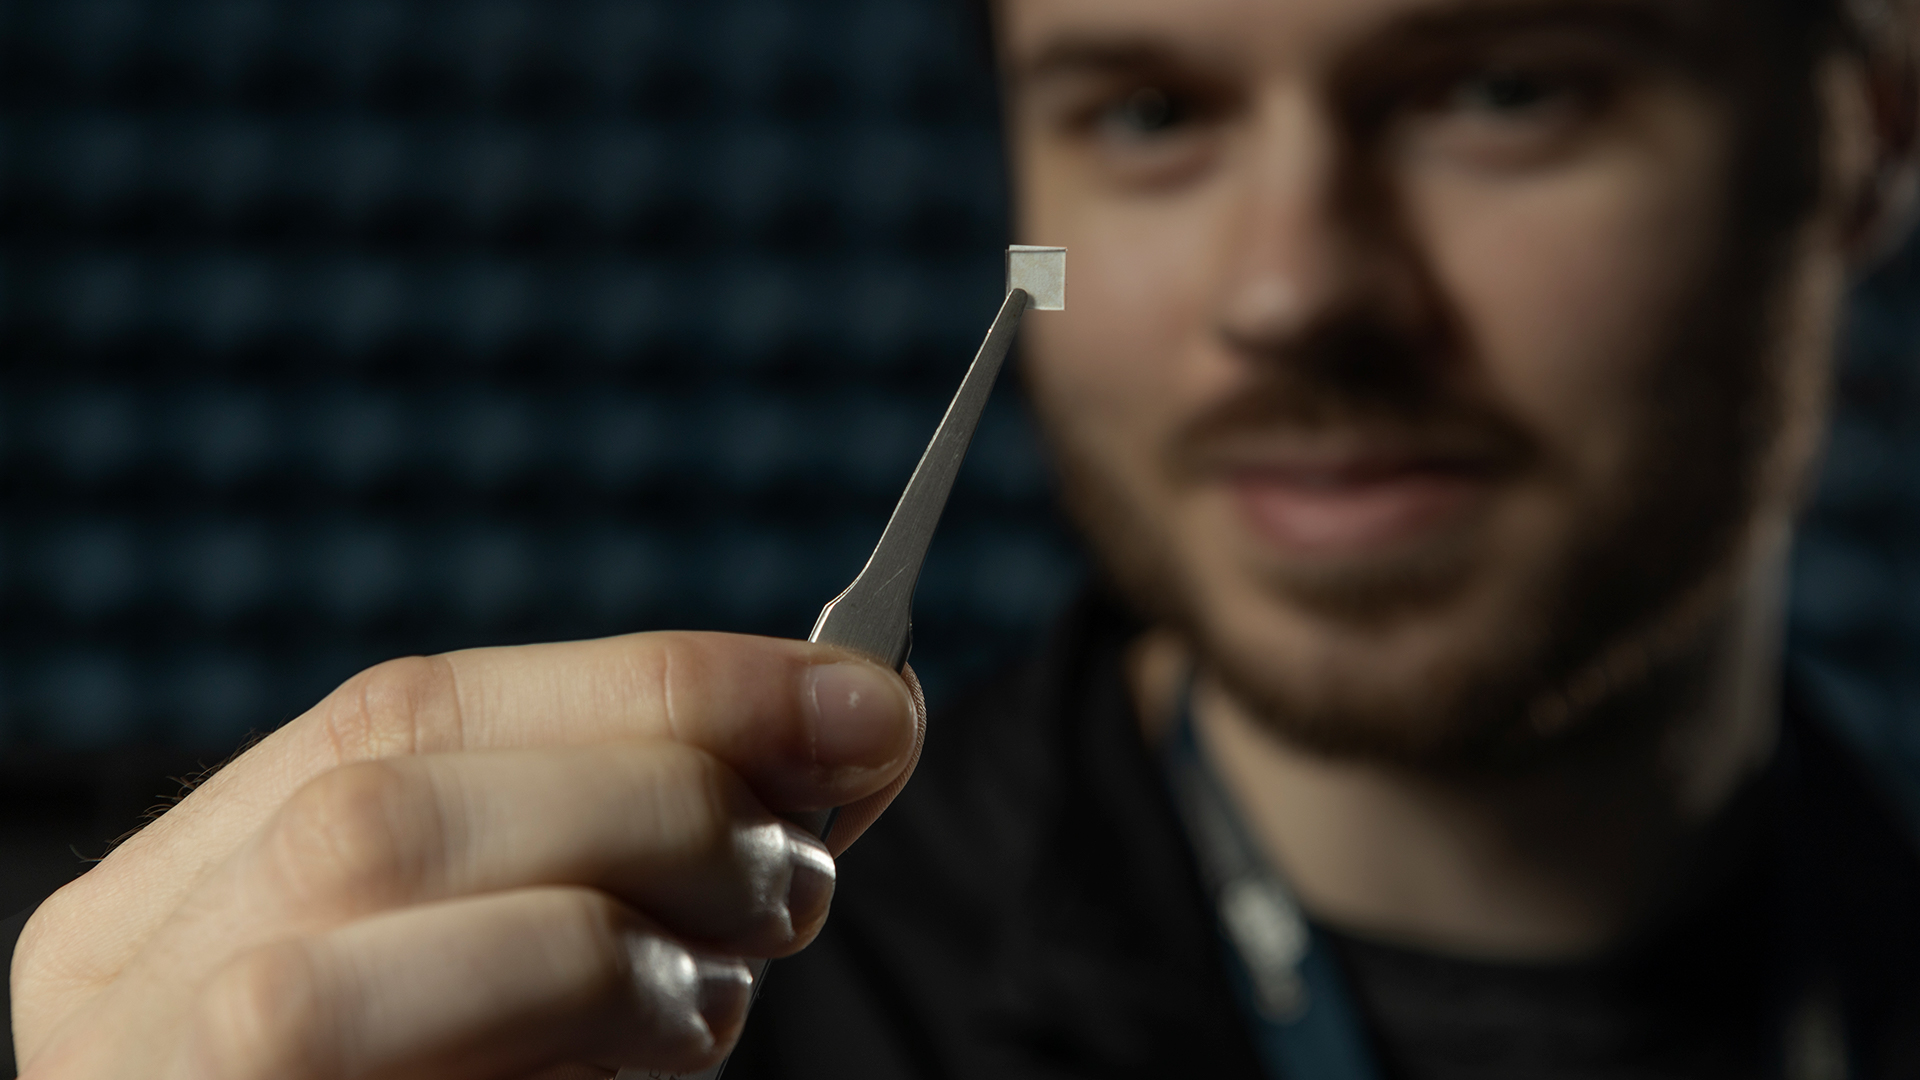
[1216,85,1404,351]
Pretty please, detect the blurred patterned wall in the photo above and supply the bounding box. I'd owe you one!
[1790,239,1920,821]
[0,0,1915,787]
[0,0,1079,753]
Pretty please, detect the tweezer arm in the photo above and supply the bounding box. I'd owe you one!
[633,290,1034,1080]
[806,287,1032,671]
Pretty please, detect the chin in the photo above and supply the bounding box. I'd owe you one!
[1173,493,1599,762]
[1181,511,1746,768]
[1187,571,1548,762]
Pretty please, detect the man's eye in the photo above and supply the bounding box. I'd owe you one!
[1097,87,1189,138]
[1390,60,1610,169]
[1449,71,1564,115]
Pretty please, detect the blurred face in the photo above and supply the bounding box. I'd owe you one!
[1003,0,1852,760]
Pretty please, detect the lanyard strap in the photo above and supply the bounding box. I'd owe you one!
[1160,694,1384,1080]
[1160,686,1854,1080]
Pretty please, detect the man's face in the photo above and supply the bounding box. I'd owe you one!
[1002,0,1852,759]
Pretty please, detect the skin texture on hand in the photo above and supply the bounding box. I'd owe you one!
[7,632,926,1079]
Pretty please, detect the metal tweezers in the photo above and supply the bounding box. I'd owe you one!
[807,282,1033,674]
[622,273,1047,1080]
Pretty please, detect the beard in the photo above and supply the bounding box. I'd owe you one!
[1042,227,1804,769]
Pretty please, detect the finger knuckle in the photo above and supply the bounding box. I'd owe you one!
[638,747,737,865]
[527,888,632,995]
[190,943,333,1080]
[509,891,735,1072]
[630,634,710,739]
[633,751,812,951]
[321,655,459,762]
[630,632,793,746]
[266,763,433,910]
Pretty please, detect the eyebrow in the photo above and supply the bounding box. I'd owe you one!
[1009,0,1708,87]
[1384,0,1705,48]
[1012,38,1226,89]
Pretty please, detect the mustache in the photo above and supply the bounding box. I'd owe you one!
[1172,315,1542,473]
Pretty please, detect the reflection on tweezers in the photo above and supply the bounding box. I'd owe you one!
[809,240,1064,675]
[806,285,1034,672]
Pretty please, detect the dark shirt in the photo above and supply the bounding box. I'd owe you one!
[731,590,1920,1080]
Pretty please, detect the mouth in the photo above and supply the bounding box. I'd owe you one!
[1221,448,1506,556]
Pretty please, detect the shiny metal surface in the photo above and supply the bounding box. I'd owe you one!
[805,286,1033,672]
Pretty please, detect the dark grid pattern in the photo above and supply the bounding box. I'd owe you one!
[1789,238,1920,810]
[0,0,1914,775]
[0,0,1080,750]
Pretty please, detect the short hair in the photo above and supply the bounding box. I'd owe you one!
[1840,0,1919,56]
[960,0,1910,64]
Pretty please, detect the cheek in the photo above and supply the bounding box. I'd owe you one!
[1018,149,1241,489]
[1404,116,1727,481]
[1023,305,1177,519]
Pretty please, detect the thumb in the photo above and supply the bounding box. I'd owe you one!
[821,663,927,854]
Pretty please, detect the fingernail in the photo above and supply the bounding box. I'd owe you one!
[626,933,754,1050]
[691,955,754,1039]
[804,661,909,768]
[783,824,837,924]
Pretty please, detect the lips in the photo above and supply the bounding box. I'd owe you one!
[1226,453,1499,555]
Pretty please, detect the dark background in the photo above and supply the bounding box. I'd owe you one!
[0,0,1915,915]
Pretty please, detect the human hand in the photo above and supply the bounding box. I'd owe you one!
[9,632,925,1079]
